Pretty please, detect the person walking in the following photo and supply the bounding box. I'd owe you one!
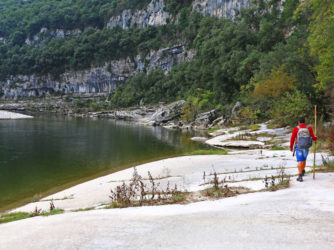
[290,117,318,182]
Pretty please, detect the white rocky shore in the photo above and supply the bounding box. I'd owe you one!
[0,152,333,250]
[0,123,333,250]
[0,110,33,119]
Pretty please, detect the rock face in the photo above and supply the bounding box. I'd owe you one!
[194,109,219,128]
[1,46,193,99]
[150,100,187,125]
[25,28,82,45]
[107,0,252,30]
[107,0,170,30]
[192,0,251,19]
[1,0,253,99]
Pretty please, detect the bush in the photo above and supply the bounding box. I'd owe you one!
[272,87,312,126]
[250,124,260,131]
[270,145,285,150]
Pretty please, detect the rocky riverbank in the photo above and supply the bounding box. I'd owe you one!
[0,99,289,150]
[0,99,227,129]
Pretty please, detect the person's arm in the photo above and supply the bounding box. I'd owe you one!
[308,126,318,141]
[290,127,298,151]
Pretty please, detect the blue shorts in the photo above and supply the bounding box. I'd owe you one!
[295,147,309,162]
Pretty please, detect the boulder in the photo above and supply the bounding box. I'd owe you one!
[113,111,138,121]
[210,116,225,127]
[191,137,208,142]
[231,101,241,117]
[194,109,219,128]
[150,100,187,125]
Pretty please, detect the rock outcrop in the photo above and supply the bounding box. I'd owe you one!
[150,100,187,125]
[192,0,251,19]
[107,0,252,30]
[1,0,253,99]
[193,109,219,128]
[0,46,193,99]
[25,28,82,45]
[107,0,170,30]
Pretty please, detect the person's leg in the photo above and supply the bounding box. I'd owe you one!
[297,161,303,174]
[301,149,309,176]
[295,147,304,181]
[301,161,306,176]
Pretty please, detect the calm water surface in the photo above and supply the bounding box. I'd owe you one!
[0,116,205,212]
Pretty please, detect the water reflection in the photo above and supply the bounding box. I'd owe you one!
[0,116,204,211]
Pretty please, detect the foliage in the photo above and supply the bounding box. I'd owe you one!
[0,212,30,224]
[180,88,215,122]
[0,0,330,122]
[270,145,285,150]
[238,107,260,124]
[250,124,260,131]
[320,155,334,171]
[0,0,151,38]
[301,0,334,92]
[165,0,194,16]
[317,123,334,155]
[252,65,297,98]
[41,209,64,216]
[0,207,64,224]
[271,87,312,125]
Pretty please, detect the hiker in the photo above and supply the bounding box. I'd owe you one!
[290,117,317,182]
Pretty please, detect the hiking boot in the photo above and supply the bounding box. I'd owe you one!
[296,174,303,182]
[302,170,305,176]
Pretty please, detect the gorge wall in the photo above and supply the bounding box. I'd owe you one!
[0,0,251,100]
[1,46,194,99]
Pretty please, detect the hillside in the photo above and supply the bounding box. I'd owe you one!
[0,0,333,123]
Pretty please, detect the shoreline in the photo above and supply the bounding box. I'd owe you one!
[0,110,33,119]
[0,151,198,214]
[9,149,330,214]
[4,121,332,214]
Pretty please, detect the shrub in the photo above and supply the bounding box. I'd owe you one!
[270,145,285,150]
[317,123,334,155]
[250,124,260,131]
[272,87,312,126]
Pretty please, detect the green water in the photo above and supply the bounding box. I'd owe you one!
[0,116,205,212]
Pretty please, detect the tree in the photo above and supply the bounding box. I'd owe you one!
[297,0,334,117]
[252,65,297,98]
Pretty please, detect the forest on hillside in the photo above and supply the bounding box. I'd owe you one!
[110,0,334,124]
[0,0,333,124]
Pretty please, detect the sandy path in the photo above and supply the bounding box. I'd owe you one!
[0,173,333,250]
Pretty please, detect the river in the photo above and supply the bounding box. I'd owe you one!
[0,115,205,212]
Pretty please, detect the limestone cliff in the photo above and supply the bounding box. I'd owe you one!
[1,0,252,99]
[192,0,251,19]
[1,46,194,99]
[107,0,170,30]
[107,0,251,30]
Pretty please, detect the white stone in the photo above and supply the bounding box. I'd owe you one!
[0,110,33,119]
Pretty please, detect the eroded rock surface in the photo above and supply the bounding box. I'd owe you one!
[150,100,187,125]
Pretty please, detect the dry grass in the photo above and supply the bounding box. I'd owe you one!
[316,155,334,172]
[109,168,183,208]
[317,122,334,155]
